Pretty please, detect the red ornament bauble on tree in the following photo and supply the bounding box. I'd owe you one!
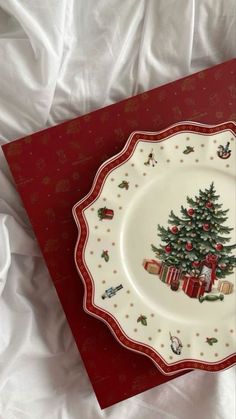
[192,261,200,268]
[203,223,210,231]
[171,226,179,234]
[205,201,213,209]
[187,208,194,216]
[165,244,172,253]
[215,243,223,251]
[185,242,193,251]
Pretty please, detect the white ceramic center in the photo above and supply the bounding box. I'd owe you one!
[121,165,235,325]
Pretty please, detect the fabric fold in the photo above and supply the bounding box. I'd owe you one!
[0,0,235,417]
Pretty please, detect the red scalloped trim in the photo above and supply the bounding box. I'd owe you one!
[73,121,236,375]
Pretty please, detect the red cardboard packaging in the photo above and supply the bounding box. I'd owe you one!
[2,58,236,408]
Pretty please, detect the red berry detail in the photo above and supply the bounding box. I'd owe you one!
[206,201,213,209]
[187,208,194,216]
[215,243,223,251]
[165,245,171,253]
[203,223,210,231]
[186,242,193,251]
[171,226,179,234]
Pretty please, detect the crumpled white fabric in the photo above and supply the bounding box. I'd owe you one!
[0,0,236,418]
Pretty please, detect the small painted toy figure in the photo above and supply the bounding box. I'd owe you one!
[101,284,123,299]
[98,207,114,220]
[170,279,180,291]
[217,142,231,159]
[169,332,183,355]
[144,149,157,167]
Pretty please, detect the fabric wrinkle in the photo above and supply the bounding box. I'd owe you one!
[0,1,235,418]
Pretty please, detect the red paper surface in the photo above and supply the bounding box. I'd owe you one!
[2,58,236,409]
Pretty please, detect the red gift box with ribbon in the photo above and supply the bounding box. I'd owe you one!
[182,276,206,298]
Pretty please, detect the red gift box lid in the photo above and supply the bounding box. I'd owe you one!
[2,58,236,409]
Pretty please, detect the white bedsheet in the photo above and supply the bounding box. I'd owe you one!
[0,1,235,418]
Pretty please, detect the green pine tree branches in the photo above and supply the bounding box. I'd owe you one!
[152,182,236,278]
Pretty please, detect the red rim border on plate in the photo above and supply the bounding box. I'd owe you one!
[73,121,236,376]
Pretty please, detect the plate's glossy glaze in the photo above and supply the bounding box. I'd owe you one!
[73,122,236,375]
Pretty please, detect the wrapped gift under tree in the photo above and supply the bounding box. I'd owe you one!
[143,259,162,275]
[182,275,206,298]
[159,263,182,285]
[217,280,234,294]
[199,253,218,293]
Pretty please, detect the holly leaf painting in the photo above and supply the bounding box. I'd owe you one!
[118,180,129,190]
[206,337,218,346]
[137,315,147,326]
[101,250,109,262]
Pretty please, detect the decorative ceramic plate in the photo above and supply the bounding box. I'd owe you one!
[73,121,236,375]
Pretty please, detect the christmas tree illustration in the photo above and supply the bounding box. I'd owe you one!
[152,182,236,278]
